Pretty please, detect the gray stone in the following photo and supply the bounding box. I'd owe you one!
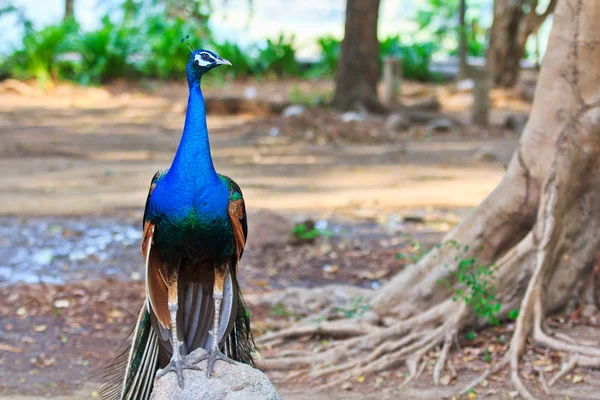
[504,114,528,134]
[474,150,499,162]
[282,104,306,117]
[455,79,475,92]
[385,113,411,131]
[341,111,364,122]
[246,210,294,249]
[426,118,455,133]
[519,82,536,102]
[151,349,280,400]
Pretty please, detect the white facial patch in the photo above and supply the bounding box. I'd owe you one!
[194,52,214,67]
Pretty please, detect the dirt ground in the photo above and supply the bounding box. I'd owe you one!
[2,79,600,399]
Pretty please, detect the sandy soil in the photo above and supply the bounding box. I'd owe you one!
[0,80,515,216]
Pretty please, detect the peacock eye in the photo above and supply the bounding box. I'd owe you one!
[201,53,210,61]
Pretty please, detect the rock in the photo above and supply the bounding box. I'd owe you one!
[246,210,294,250]
[519,81,536,102]
[426,118,455,133]
[474,150,499,162]
[504,114,528,134]
[282,104,305,118]
[385,112,411,131]
[341,111,364,122]
[244,87,257,99]
[455,79,475,92]
[263,285,373,318]
[407,96,441,112]
[151,348,280,400]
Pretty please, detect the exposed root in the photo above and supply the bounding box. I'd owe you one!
[257,320,376,346]
[548,355,600,387]
[459,356,509,395]
[433,331,454,385]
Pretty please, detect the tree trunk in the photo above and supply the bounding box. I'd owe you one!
[457,0,468,80]
[488,0,557,87]
[332,0,383,112]
[64,0,74,21]
[258,0,600,396]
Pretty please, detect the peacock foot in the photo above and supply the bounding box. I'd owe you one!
[189,348,235,378]
[156,355,202,389]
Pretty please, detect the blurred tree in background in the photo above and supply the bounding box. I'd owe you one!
[488,0,556,87]
[332,0,382,112]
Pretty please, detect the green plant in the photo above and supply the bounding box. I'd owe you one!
[332,296,370,319]
[258,34,297,77]
[210,40,257,79]
[269,303,293,318]
[73,15,140,85]
[396,233,431,263]
[292,221,332,241]
[140,15,202,80]
[287,84,329,106]
[380,35,440,82]
[309,35,341,77]
[9,18,79,88]
[438,241,501,325]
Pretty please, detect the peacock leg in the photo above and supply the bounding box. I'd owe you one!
[192,265,234,377]
[155,270,201,388]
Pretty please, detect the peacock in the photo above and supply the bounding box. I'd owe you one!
[100,45,255,400]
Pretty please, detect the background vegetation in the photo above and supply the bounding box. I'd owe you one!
[0,0,491,87]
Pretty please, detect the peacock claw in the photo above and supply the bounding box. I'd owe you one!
[192,348,234,378]
[156,356,202,389]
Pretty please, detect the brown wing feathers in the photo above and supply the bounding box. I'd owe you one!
[143,221,170,330]
[228,199,246,260]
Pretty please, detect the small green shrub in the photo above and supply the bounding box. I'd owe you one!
[310,35,341,77]
[74,15,140,85]
[258,34,297,77]
[287,84,329,106]
[332,296,370,319]
[140,15,200,80]
[380,35,440,82]
[9,18,79,88]
[293,221,332,241]
[210,40,258,79]
[438,241,501,325]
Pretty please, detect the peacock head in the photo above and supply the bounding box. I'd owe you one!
[186,49,231,87]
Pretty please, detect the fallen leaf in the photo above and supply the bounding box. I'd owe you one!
[108,309,125,319]
[53,299,70,308]
[572,375,585,383]
[440,374,455,385]
[356,375,365,383]
[0,343,22,353]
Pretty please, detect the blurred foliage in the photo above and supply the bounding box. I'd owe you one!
[73,15,140,85]
[417,0,489,58]
[1,0,489,87]
[8,18,78,88]
[139,15,200,80]
[308,36,340,78]
[210,40,258,79]
[258,34,297,77]
[380,35,440,82]
[287,84,329,106]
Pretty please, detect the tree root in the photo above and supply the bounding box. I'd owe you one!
[547,355,600,388]
[259,299,467,390]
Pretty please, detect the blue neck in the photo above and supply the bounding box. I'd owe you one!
[169,83,218,184]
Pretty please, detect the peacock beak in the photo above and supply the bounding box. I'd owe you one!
[216,58,232,66]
